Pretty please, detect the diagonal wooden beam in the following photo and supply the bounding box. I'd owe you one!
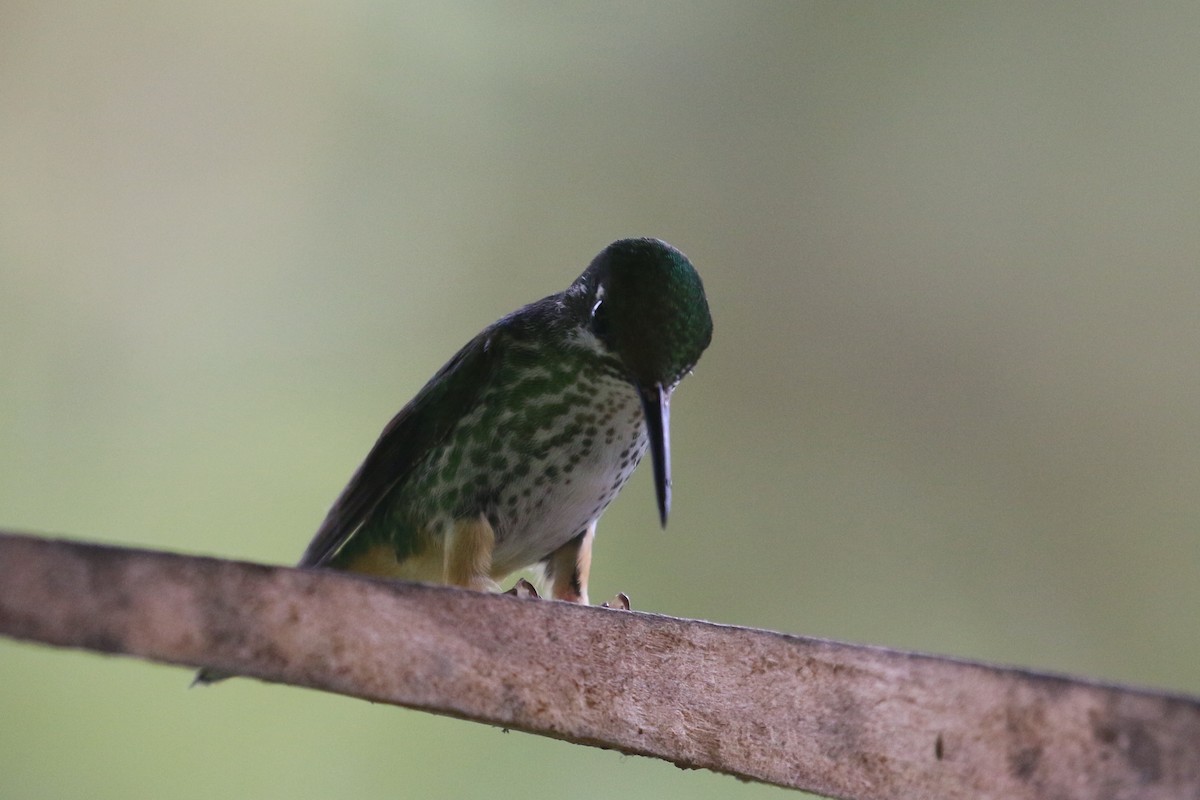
[1,530,1197,799]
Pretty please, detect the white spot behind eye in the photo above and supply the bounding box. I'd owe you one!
[593,283,606,306]
[591,283,606,318]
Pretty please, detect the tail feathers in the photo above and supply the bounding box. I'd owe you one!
[191,667,232,687]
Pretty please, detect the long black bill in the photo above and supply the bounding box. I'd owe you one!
[638,382,672,528]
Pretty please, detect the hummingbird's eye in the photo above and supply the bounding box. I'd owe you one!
[590,298,611,340]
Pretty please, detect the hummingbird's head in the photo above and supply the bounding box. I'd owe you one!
[572,238,713,526]
[577,238,712,388]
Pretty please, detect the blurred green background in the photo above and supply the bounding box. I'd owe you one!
[3,3,1199,798]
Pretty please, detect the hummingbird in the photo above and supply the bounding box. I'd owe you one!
[195,238,710,684]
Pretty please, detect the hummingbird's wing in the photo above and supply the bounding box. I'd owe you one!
[298,329,502,568]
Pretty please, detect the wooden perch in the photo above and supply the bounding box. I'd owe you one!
[1,530,1197,799]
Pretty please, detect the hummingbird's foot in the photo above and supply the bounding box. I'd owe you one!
[601,592,631,611]
[504,578,540,599]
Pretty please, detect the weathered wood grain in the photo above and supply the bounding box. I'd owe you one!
[1,530,1197,799]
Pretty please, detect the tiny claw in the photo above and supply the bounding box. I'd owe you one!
[601,592,631,611]
[504,578,540,599]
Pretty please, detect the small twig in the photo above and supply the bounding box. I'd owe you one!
[0,530,1197,799]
